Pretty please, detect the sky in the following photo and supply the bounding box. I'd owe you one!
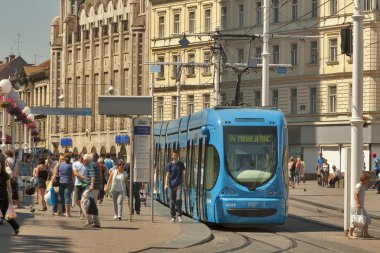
[0,0,60,65]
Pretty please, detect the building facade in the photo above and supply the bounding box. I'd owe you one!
[150,0,218,121]
[49,0,149,161]
[218,0,380,175]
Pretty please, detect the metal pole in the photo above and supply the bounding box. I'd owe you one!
[18,122,22,160]
[348,0,364,235]
[150,72,155,222]
[130,118,134,222]
[176,54,181,119]
[11,116,15,149]
[214,26,221,106]
[261,0,270,106]
[1,95,7,153]
[24,124,28,154]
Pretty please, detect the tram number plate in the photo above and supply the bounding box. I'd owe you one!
[225,203,236,208]
[247,202,257,208]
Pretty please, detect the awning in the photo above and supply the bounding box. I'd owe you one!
[0,132,12,144]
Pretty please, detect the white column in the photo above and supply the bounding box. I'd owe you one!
[348,0,364,234]
[261,0,270,106]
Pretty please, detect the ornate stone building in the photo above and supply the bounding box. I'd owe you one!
[49,0,149,161]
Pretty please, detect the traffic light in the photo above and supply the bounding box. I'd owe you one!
[341,28,352,56]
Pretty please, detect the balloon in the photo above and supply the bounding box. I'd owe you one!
[22,106,31,115]
[27,113,34,121]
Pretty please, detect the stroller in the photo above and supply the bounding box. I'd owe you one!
[25,177,38,213]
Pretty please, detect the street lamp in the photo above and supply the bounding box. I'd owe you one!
[27,113,34,154]
[22,107,31,153]
[0,79,13,152]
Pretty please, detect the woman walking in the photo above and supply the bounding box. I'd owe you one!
[34,157,49,211]
[106,160,128,220]
[0,157,20,235]
[349,173,373,238]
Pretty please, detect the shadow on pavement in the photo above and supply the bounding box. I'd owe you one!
[2,235,72,253]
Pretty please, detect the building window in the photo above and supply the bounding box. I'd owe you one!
[272,90,278,107]
[68,50,72,63]
[157,97,164,121]
[221,7,228,30]
[255,47,262,64]
[290,88,297,114]
[157,56,164,78]
[173,13,180,34]
[95,45,99,58]
[203,94,210,109]
[273,0,279,23]
[159,16,165,38]
[272,45,279,64]
[76,48,81,61]
[124,38,129,52]
[310,41,318,64]
[188,53,195,75]
[329,38,337,62]
[104,43,109,56]
[237,48,244,63]
[189,11,195,33]
[311,0,318,18]
[310,87,317,114]
[291,0,297,20]
[290,43,297,66]
[85,47,90,60]
[203,52,211,74]
[254,91,261,106]
[238,4,244,28]
[329,86,337,113]
[114,40,119,54]
[330,0,338,15]
[205,9,211,32]
[172,96,177,119]
[364,0,372,10]
[172,54,179,78]
[188,95,194,114]
[256,2,262,25]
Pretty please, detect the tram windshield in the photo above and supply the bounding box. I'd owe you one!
[224,126,277,189]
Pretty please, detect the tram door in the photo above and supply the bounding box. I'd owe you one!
[197,138,206,221]
[192,139,200,219]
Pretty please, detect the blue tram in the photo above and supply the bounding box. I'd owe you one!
[154,107,289,225]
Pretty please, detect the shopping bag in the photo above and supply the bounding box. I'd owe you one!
[44,190,52,206]
[5,204,17,220]
[50,187,56,206]
[97,188,105,200]
[351,208,366,226]
[88,197,98,216]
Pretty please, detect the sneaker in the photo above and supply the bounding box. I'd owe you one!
[113,215,118,220]
[136,211,140,215]
[14,228,19,236]
[83,222,94,227]
[93,224,101,228]
[118,217,121,221]
[178,216,182,222]
[170,218,175,223]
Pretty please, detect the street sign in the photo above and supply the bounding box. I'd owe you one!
[179,36,190,48]
[98,96,152,115]
[133,117,151,182]
[150,65,161,73]
[277,66,287,75]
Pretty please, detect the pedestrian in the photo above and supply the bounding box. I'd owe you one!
[0,157,20,235]
[322,159,330,187]
[288,157,295,189]
[72,153,87,219]
[300,156,306,183]
[104,153,115,178]
[348,173,373,239]
[81,153,101,228]
[34,157,48,211]
[51,152,75,217]
[295,158,302,185]
[165,150,186,222]
[5,150,21,208]
[106,159,128,220]
[51,153,65,215]
[372,153,380,178]
[316,152,325,186]
[328,165,341,188]
[97,158,107,204]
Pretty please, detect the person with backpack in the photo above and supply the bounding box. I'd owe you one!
[165,150,186,222]
[104,153,115,179]
[288,157,296,189]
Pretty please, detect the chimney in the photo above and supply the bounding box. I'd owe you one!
[9,54,16,61]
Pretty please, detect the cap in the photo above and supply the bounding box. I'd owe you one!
[372,153,377,158]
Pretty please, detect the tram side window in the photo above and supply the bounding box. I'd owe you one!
[205,145,220,190]
[282,146,289,191]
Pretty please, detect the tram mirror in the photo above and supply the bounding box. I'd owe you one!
[201,126,209,136]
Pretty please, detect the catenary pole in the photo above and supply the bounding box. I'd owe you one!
[261,0,270,106]
[347,0,364,235]
[150,71,155,222]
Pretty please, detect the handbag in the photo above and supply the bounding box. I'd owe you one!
[351,208,366,226]
[88,196,98,216]
[52,176,60,187]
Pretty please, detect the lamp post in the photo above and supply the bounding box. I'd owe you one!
[0,79,13,152]
[27,113,34,154]
[22,107,31,153]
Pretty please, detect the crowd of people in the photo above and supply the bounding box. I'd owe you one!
[287,156,306,189]
[0,149,145,235]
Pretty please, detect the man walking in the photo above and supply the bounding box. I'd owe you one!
[165,150,186,222]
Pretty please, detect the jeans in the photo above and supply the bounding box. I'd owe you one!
[295,171,300,185]
[170,186,182,218]
[52,192,65,214]
[58,183,73,205]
